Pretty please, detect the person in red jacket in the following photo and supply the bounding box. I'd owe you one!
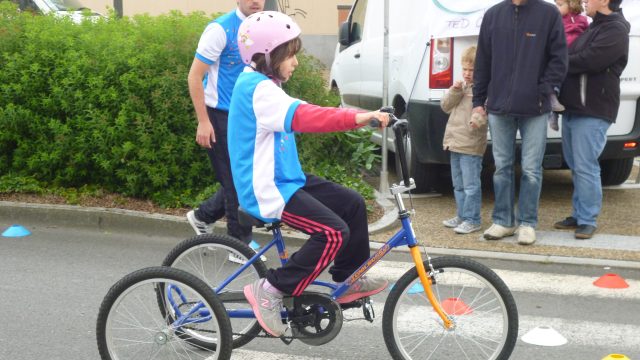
[556,0,589,47]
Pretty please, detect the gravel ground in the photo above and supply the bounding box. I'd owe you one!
[368,164,640,262]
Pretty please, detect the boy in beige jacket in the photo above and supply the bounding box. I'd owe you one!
[441,46,488,234]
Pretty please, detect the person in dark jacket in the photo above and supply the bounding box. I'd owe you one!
[473,0,568,245]
[554,0,630,239]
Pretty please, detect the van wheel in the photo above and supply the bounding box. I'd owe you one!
[394,132,451,193]
[600,158,634,185]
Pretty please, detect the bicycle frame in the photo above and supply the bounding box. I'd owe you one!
[213,115,454,328]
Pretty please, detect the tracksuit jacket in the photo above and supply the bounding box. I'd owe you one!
[473,0,568,117]
[559,11,630,123]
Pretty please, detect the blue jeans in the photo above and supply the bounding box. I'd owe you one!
[561,113,610,227]
[488,113,547,228]
[450,152,483,225]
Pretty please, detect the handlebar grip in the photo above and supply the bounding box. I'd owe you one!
[369,119,381,128]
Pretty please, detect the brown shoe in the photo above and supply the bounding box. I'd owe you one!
[575,225,596,239]
[554,216,578,230]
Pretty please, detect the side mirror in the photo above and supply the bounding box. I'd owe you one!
[338,21,351,46]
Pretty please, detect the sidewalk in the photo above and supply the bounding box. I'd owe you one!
[2,196,639,269]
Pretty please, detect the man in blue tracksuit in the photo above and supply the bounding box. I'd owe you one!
[473,0,568,245]
[186,0,265,244]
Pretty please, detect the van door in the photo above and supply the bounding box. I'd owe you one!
[332,0,369,108]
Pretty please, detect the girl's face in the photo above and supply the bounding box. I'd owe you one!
[277,54,298,83]
[555,0,570,16]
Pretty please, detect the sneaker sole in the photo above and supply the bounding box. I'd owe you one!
[243,283,284,337]
[454,228,481,234]
[337,281,388,304]
[554,224,578,230]
[575,233,594,240]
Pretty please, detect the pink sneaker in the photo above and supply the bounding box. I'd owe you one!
[337,276,388,304]
[243,279,287,337]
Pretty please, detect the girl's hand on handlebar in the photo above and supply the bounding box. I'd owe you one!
[356,110,390,128]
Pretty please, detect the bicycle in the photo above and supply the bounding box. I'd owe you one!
[96,266,233,360]
[161,107,519,359]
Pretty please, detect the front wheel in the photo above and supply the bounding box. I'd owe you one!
[382,256,518,360]
[96,267,232,360]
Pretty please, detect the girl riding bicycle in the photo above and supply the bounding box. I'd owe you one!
[228,11,389,337]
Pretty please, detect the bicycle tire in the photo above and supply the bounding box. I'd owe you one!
[382,256,518,360]
[96,266,232,360]
[162,234,268,349]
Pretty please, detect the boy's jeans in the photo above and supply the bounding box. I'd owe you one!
[450,151,483,225]
[561,113,610,227]
[488,113,547,228]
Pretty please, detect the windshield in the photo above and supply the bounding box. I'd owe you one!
[46,0,90,11]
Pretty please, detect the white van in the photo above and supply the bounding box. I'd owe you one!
[330,0,640,192]
[17,0,103,23]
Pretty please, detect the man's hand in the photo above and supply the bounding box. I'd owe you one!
[472,106,486,116]
[196,121,216,148]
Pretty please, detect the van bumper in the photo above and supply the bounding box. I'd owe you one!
[407,99,640,168]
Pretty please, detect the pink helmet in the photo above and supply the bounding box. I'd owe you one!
[238,11,301,65]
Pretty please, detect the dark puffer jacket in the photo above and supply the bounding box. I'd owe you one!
[559,11,630,123]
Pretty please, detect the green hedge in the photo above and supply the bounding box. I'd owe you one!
[0,2,378,207]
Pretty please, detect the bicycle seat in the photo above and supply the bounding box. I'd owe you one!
[237,207,280,228]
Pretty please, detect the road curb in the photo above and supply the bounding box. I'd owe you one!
[2,200,639,269]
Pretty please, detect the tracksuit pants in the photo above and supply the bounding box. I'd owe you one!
[266,174,371,295]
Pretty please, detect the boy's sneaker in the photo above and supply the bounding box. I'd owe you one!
[453,221,481,234]
[517,225,536,245]
[442,216,463,228]
[187,210,214,235]
[483,223,517,240]
[337,276,388,304]
[243,279,288,337]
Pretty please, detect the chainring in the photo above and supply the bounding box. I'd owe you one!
[288,292,343,346]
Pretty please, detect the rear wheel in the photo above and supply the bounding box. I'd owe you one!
[163,234,268,349]
[97,267,232,360]
[600,158,634,185]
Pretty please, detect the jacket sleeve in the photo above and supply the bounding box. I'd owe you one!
[472,14,492,108]
[441,87,464,114]
[540,12,568,95]
[568,22,628,75]
[564,15,588,39]
[291,104,363,133]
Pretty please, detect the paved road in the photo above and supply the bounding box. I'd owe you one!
[1,224,638,360]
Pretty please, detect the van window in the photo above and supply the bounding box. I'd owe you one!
[350,0,368,44]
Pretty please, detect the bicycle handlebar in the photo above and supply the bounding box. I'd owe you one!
[368,107,411,189]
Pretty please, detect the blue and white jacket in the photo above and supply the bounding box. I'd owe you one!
[195,9,246,111]
[228,68,362,222]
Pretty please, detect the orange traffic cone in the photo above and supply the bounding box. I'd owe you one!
[593,273,629,289]
[440,297,473,315]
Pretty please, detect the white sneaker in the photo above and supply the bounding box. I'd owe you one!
[483,223,517,240]
[442,216,463,228]
[186,210,214,235]
[454,221,481,234]
[517,225,536,245]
